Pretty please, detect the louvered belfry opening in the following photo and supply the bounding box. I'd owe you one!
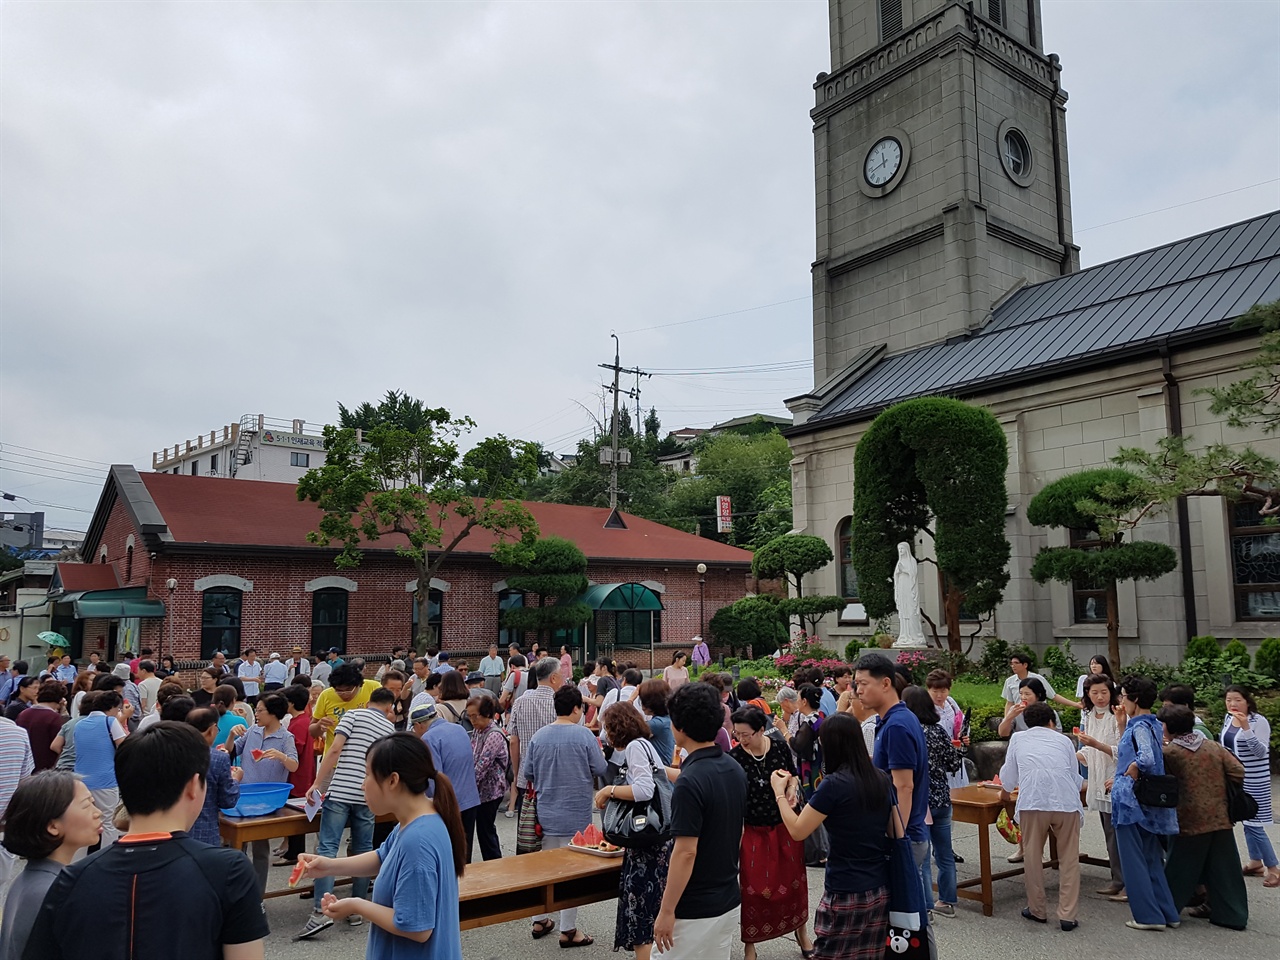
[879,0,902,40]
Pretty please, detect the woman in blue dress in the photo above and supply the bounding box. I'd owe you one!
[298,733,466,959]
[1111,676,1179,930]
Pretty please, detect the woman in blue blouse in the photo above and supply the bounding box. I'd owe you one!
[1110,676,1179,931]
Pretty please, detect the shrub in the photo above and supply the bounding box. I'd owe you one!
[1041,640,1082,684]
[895,651,931,685]
[1256,637,1280,684]
[844,639,864,663]
[977,637,1012,682]
[1222,639,1251,672]
[1184,635,1221,661]
[1010,644,1038,672]
[1119,655,1180,693]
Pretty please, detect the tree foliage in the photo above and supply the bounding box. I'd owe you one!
[751,534,833,595]
[297,397,540,650]
[1027,467,1177,670]
[708,594,787,657]
[1206,299,1280,434]
[495,536,592,640]
[851,397,1011,651]
[777,595,846,636]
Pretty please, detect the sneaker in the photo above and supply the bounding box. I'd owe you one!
[347,915,364,927]
[933,903,956,919]
[294,914,334,941]
[504,810,516,819]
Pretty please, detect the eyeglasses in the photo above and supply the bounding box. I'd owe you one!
[732,728,759,740]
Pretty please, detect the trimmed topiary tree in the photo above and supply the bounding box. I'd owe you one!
[752,533,847,637]
[851,397,1011,651]
[496,536,592,646]
[1027,468,1177,673]
[709,594,787,658]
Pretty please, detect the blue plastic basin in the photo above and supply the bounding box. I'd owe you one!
[220,782,293,818]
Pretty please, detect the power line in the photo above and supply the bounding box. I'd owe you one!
[617,295,810,335]
[0,443,111,467]
[0,466,103,487]
[1076,178,1280,233]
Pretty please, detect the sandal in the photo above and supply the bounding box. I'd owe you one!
[532,920,556,940]
[1242,863,1264,877]
[1264,871,1280,889]
[558,930,594,949]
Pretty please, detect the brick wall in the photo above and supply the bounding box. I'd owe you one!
[89,496,754,665]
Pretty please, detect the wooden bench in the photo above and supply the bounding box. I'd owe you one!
[459,848,623,930]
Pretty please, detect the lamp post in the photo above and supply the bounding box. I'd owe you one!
[165,578,176,665]
[696,563,707,643]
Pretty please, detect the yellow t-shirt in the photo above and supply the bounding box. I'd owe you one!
[313,679,380,751]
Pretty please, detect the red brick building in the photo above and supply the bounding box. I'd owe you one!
[52,466,753,668]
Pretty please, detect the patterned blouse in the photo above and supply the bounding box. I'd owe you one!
[922,723,962,813]
[1162,739,1244,836]
[730,736,797,827]
[470,722,510,804]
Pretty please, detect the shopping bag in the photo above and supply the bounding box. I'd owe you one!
[516,784,542,855]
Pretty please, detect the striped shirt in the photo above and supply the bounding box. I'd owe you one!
[1221,714,1273,825]
[0,718,34,814]
[329,708,395,804]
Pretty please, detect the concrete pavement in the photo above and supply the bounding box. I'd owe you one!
[258,805,1280,958]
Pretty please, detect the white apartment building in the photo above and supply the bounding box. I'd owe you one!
[152,414,329,483]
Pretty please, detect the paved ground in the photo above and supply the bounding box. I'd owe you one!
[260,805,1280,959]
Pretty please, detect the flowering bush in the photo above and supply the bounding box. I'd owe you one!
[895,650,930,683]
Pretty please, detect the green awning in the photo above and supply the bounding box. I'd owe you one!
[73,597,166,619]
[56,587,166,619]
[563,582,664,612]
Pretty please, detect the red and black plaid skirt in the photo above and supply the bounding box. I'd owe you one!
[740,822,809,944]
[812,886,890,960]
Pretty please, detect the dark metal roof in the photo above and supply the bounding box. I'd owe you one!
[800,210,1280,430]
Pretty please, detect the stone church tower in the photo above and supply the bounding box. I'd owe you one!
[808,0,1080,388]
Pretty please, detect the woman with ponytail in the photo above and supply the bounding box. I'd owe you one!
[297,733,465,958]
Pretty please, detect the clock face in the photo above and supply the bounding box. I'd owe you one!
[864,137,902,187]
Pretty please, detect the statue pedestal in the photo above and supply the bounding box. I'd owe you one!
[892,637,928,650]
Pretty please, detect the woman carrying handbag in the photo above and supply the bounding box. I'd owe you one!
[771,713,899,960]
[593,706,673,960]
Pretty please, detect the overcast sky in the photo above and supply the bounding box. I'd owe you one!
[2,0,1278,532]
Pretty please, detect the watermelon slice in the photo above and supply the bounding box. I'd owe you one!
[288,861,307,888]
[250,749,265,761]
[582,824,604,846]
[572,831,587,847]
[1072,727,1081,736]
[992,774,1002,785]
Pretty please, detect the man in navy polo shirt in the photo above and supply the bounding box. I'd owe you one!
[856,652,936,960]
[24,722,267,960]
[653,682,746,959]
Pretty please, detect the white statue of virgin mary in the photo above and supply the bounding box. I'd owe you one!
[892,541,927,649]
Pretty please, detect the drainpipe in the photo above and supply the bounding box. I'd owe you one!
[1161,346,1199,643]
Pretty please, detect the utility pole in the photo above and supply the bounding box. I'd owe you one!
[598,335,649,511]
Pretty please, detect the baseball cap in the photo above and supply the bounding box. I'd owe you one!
[465,672,485,685]
[328,647,341,654]
[269,652,280,660]
[408,702,437,725]
[437,651,450,662]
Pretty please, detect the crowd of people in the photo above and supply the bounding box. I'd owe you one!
[0,640,1273,959]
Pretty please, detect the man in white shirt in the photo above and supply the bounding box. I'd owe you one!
[263,652,289,692]
[285,647,311,681]
[409,657,432,696]
[237,648,264,706]
[0,714,35,900]
[479,644,505,698]
[999,701,1084,930]
[136,660,163,716]
[312,658,332,686]
[1002,653,1077,713]
[600,667,643,716]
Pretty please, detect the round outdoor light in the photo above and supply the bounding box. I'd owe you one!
[696,563,707,575]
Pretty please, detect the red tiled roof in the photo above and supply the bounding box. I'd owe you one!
[137,474,754,566]
[55,563,121,592]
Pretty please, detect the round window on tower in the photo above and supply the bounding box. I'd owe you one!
[997,120,1034,187]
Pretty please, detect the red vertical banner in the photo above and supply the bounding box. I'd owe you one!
[716,496,732,534]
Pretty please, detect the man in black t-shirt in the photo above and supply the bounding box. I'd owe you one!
[653,682,746,959]
[24,722,268,960]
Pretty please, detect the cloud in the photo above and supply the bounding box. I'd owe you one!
[2,1,1276,528]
